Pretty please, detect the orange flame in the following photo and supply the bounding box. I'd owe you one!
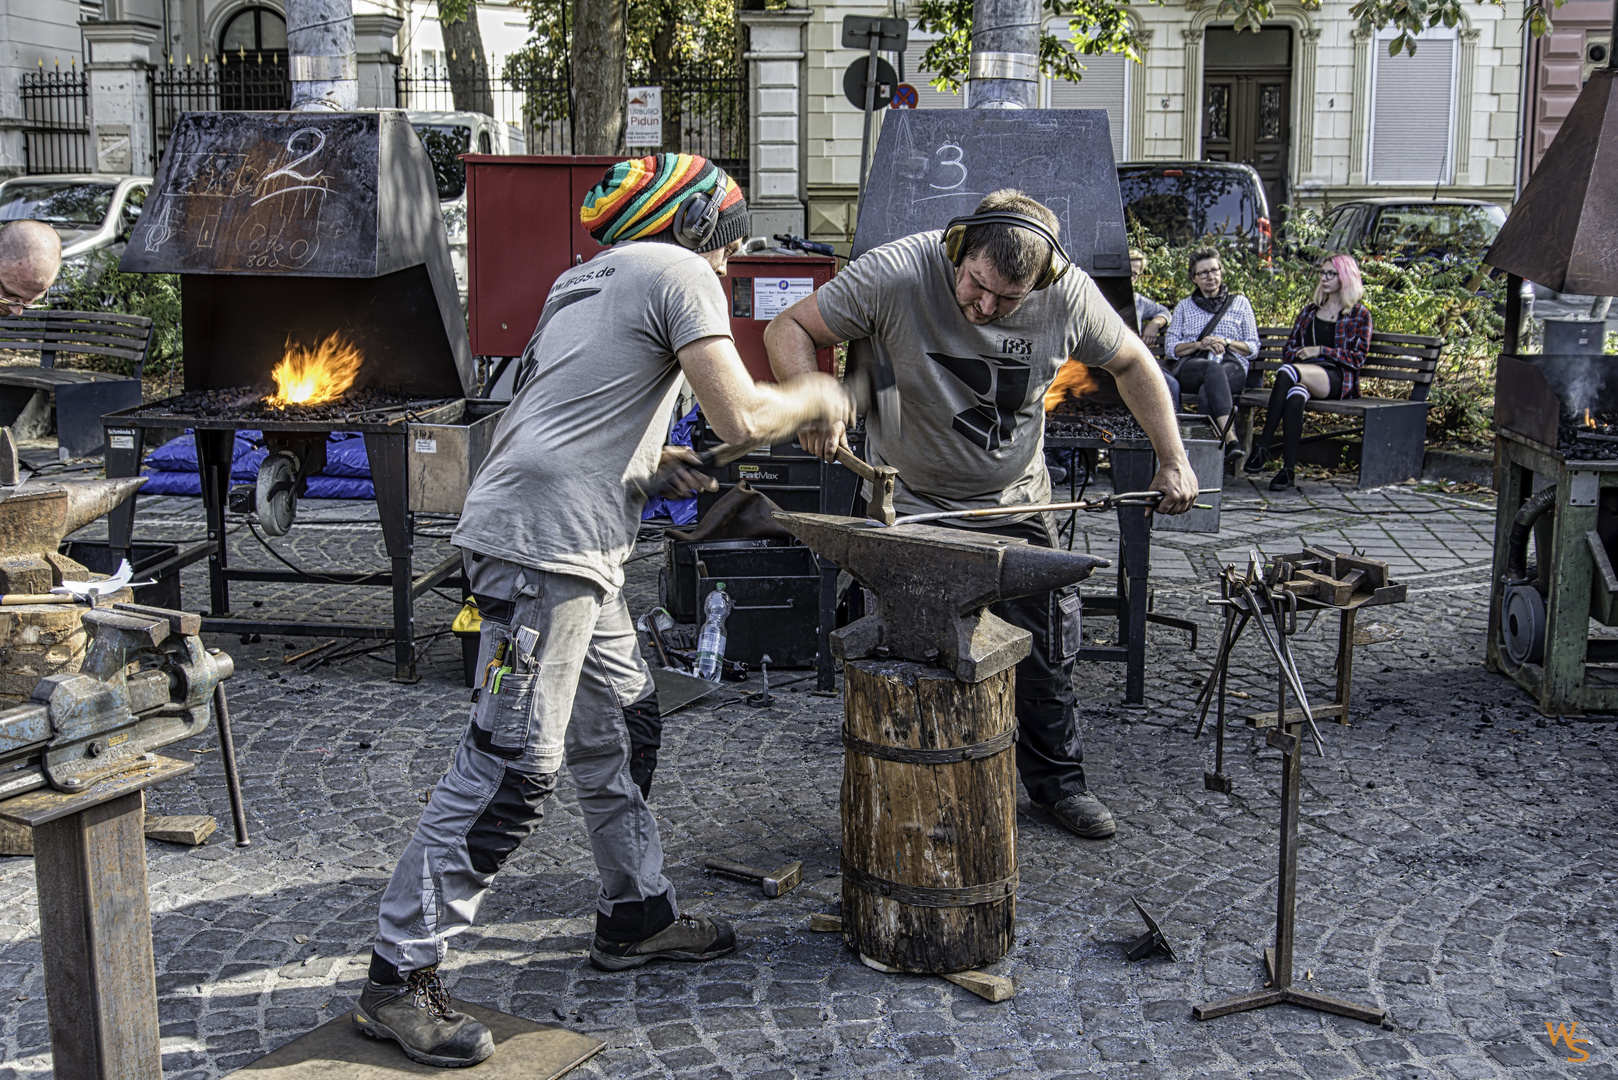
[1045,360,1100,412]
[267,333,363,407]
[1586,408,1596,429]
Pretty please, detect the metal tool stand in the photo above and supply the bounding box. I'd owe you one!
[104,421,463,683]
[1192,567,1385,1026]
[0,755,195,1079]
[1046,438,1197,703]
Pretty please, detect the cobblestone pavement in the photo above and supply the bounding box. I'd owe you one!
[1,478,1615,1080]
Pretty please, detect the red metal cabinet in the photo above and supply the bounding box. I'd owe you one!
[465,155,836,380]
[720,253,838,382]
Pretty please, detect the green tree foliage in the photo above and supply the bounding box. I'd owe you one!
[505,0,737,87]
[1130,213,1503,444]
[916,0,1562,95]
[51,256,183,378]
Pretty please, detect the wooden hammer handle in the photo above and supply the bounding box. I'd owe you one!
[834,446,877,484]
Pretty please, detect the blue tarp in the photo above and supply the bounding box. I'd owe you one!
[142,430,375,500]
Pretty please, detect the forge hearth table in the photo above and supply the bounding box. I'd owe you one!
[1043,414,1205,704]
[107,110,501,682]
[1488,354,1618,714]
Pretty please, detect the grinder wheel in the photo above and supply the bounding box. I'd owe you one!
[256,451,300,537]
[1501,583,1546,666]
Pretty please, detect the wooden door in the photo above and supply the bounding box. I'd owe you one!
[1202,73,1291,216]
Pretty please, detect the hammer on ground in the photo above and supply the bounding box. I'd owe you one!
[703,856,803,898]
[833,446,898,526]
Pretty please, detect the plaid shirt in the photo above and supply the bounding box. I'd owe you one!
[1282,302,1373,399]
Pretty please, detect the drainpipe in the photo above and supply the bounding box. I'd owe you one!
[965,0,1040,108]
[287,0,359,111]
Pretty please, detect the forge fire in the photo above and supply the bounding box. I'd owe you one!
[267,333,365,408]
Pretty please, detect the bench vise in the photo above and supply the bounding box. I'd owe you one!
[0,602,234,800]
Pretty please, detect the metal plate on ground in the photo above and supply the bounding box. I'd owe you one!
[229,1001,603,1077]
[652,667,725,715]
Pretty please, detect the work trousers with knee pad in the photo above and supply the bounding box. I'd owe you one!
[942,516,1088,805]
[374,554,676,974]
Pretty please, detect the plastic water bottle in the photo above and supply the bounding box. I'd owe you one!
[695,584,733,681]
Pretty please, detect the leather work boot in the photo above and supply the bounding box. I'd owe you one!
[1039,792,1117,839]
[354,963,495,1068]
[589,913,738,971]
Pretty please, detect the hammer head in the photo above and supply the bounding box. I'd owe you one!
[774,512,1108,682]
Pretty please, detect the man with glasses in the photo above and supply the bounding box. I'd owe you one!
[0,220,62,314]
[765,189,1196,843]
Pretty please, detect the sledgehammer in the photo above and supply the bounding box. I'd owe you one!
[703,856,804,899]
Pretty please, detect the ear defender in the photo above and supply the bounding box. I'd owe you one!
[941,211,1073,290]
[673,175,729,250]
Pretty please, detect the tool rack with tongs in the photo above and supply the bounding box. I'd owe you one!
[1191,552,1328,794]
[1188,550,1389,1027]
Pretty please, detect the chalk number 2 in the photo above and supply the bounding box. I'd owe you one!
[928,144,967,191]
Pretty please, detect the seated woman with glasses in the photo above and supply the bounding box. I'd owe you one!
[1244,253,1372,491]
[1163,247,1258,469]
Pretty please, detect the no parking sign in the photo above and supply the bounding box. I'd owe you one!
[891,83,918,109]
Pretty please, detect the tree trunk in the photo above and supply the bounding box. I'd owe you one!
[648,1,680,154]
[439,1,495,116]
[286,0,358,111]
[841,660,1018,974]
[572,0,627,154]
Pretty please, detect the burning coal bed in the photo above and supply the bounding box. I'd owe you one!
[137,386,444,424]
[1045,405,1149,444]
[1558,410,1618,461]
[133,333,450,423]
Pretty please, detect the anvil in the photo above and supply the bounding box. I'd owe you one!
[773,512,1109,683]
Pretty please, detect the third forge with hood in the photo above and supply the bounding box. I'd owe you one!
[1482,60,1618,713]
[110,110,501,681]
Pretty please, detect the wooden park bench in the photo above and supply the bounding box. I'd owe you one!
[0,310,153,459]
[1233,327,1445,489]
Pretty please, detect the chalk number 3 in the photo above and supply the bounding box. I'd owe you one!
[928,144,967,191]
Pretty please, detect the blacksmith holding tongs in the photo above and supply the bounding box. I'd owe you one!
[766,190,1196,842]
[353,154,854,1069]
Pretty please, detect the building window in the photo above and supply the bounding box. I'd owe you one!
[420,49,440,75]
[900,37,964,110]
[1369,29,1457,183]
[218,6,290,110]
[1043,36,1128,160]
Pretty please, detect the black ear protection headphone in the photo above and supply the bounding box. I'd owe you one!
[942,211,1072,290]
[672,171,732,250]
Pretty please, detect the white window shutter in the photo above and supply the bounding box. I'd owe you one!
[1370,35,1457,183]
[901,39,965,110]
[1044,49,1127,160]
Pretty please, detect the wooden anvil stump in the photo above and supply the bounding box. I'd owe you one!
[842,660,1018,973]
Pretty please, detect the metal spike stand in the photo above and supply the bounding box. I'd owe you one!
[1192,557,1387,1026]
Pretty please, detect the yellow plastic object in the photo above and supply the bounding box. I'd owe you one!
[452,599,482,635]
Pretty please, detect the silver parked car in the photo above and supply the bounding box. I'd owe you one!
[0,175,152,285]
[407,111,522,302]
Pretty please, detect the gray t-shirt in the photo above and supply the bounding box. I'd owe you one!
[453,242,731,590]
[817,230,1128,521]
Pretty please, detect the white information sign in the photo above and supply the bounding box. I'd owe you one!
[754,277,816,320]
[626,87,663,148]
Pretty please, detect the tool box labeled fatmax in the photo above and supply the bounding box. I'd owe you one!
[660,539,820,668]
[690,418,863,519]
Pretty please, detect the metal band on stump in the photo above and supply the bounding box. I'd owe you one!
[842,726,1016,764]
[842,857,1019,908]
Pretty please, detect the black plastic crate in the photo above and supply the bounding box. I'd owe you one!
[661,539,816,622]
[696,576,819,669]
[61,541,183,610]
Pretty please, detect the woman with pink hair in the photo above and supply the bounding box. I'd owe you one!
[1244,252,1373,490]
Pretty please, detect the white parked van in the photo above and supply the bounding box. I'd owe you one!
[406,111,523,302]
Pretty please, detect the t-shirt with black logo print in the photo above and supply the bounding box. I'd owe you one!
[815,230,1127,523]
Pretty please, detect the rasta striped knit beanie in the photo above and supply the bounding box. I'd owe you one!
[580,153,749,252]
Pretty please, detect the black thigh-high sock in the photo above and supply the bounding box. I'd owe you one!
[1259,366,1299,451]
[1281,387,1309,474]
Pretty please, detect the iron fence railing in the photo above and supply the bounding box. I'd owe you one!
[20,68,90,175]
[150,57,291,162]
[394,69,749,183]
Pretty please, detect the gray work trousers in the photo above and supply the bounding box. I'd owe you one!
[374,553,674,973]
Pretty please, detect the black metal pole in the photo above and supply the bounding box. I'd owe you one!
[1505,272,1524,355]
[212,681,251,847]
